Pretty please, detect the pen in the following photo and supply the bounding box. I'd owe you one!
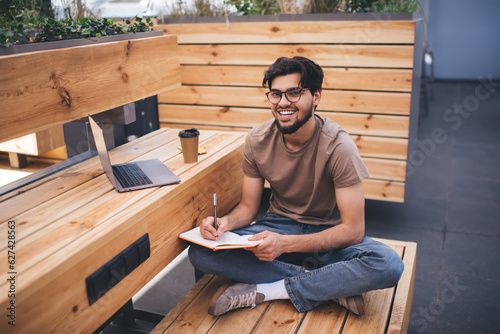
[213,193,218,231]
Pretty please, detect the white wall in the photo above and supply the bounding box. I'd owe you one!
[426,0,500,80]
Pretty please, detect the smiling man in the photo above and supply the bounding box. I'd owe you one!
[188,56,404,317]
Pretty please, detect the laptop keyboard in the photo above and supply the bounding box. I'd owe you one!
[112,163,153,188]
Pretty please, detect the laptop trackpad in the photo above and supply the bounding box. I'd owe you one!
[136,159,180,184]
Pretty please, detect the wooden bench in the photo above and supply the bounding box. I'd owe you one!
[0,129,246,333]
[0,34,194,333]
[156,14,424,203]
[151,238,416,334]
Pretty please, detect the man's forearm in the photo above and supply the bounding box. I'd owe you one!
[224,203,258,231]
[282,223,364,253]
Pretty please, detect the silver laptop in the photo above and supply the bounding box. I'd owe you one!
[88,115,180,192]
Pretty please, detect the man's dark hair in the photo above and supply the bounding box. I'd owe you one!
[262,57,324,94]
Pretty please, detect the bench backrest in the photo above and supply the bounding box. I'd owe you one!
[0,35,180,143]
[157,15,423,202]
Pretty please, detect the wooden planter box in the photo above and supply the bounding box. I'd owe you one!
[154,13,424,202]
[0,32,181,144]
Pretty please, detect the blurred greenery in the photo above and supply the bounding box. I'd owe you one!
[167,0,421,17]
[1,0,54,28]
[0,0,422,47]
[0,11,155,48]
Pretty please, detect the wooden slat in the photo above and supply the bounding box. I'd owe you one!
[363,157,406,182]
[297,302,346,334]
[159,105,409,137]
[262,178,405,202]
[353,135,408,160]
[387,242,417,334]
[318,112,409,137]
[151,274,216,333]
[181,65,413,92]
[252,300,304,333]
[179,44,414,68]
[323,67,412,92]
[158,275,225,332]
[0,35,181,142]
[362,179,405,202]
[158,86,411,115]
[157,20,416,44]
[342,244,404,333]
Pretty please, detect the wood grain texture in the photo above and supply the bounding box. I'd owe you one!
[158,86,411,115]
[0,130,245,334]
[180,65,413,92]
[297,301,346,334]
[179,44,414,68]
[157,20,416,44]
[363,179,405,202]
[387,242,417,334]
[152,240,416,334]
[342,245,404,333]
[0,35,181,142]
[155,18,418,203]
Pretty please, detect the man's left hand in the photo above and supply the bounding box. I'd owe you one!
[246,231,285,261]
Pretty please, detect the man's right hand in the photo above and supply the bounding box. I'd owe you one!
[200,216,229,240]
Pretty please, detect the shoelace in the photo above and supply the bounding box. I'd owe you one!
[226,291,258,311]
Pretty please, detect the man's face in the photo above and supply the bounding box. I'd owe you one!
[269,73,321,135]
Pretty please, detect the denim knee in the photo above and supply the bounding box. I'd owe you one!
[188,244,212,272]
[381,249,405,287]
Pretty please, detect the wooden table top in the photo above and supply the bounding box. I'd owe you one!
[0,128,246,333]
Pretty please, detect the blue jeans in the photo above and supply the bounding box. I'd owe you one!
[188,214,404,312]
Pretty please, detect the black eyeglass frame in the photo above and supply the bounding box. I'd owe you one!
[265,87,310,105]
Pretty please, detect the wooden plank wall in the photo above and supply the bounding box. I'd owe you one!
[157,20,417,202]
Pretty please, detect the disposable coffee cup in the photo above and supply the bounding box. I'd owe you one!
[178,128,200,163]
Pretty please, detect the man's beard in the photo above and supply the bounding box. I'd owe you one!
[275,105,314,135]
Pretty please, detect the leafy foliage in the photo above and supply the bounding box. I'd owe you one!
[226,0,278,15]
[0,11,155,48]
[1,0,54,28]
[223,0,421,16]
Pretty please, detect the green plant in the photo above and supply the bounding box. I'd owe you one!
[371,0,421,12]
[1,0,54,28]
[0,11,155,48]
[174,0,421,16]
[307,0,343,14]
[166,0,230,17]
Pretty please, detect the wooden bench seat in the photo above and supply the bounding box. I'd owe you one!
[152,238,416,334]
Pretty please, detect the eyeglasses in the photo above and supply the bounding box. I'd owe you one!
[265,87,310,105]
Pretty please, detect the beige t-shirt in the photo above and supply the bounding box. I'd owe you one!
[243,115,369,226]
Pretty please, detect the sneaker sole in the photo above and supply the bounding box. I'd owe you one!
[350,295,366,316]
[208,284,231,316]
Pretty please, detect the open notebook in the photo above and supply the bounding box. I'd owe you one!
[179,227,262,251]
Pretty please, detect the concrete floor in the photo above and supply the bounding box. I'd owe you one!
[104,80,500,334]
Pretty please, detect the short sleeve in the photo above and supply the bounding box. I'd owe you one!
[328,133,369,188]
[242,133,262,178]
